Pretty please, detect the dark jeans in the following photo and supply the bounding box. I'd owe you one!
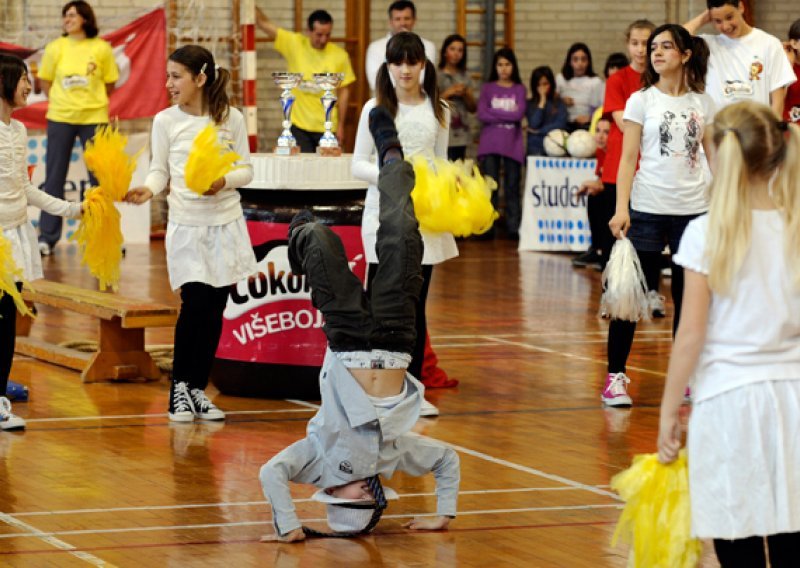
[172,282,231,390]
[480,154,521,235]
[714,532,800,568]
[0,283,23,394]
[289,160,423,354]
[290,125,324,154]
[39,120,100,247]
[447,146,467,161]
[607,210,700,373]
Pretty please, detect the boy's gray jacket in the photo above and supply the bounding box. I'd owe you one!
[260,349,460,534]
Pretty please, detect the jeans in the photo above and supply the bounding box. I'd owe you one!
[289,160,424,354]
[290,125,324,154]
[480,154,521,235]
[0,283,22,394]
[39,120,100,247]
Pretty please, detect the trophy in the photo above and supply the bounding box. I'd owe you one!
[313,72,345,156]
[272,72,303,155]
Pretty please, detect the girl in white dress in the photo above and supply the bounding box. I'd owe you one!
[352,32,453,417]
[0,54,83,431]
[125,46,255,422]
[658,101,800,567]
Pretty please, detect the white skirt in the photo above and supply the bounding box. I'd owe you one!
[688,379,800,539]
[2,222,43,282]
[165,218,257,291]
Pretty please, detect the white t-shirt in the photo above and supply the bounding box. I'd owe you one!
[555,73,604,123]
[674,211,800,402]
[700,28,796,109]
[365,33,437,92]
[624,87,715,215]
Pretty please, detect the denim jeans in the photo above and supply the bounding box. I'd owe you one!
[480,154,521,235]
[289,160,424,354]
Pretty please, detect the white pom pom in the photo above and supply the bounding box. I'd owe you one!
[601,237,650,322]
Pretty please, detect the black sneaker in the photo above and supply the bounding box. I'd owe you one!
[168,381,195,422]
[287,210,315,275]
[368,106,402,167]
[572,249,601,268]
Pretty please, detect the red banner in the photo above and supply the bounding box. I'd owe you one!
[2,8,168,129]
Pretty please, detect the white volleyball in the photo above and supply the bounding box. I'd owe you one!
[566,129,597,158]
[543,129,570,157]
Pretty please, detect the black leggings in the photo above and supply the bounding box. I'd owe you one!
[607,250,684,374]
[0,283,23,395]
[714,532,800,568]
[172,282,230,390]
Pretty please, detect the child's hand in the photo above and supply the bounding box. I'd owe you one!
[608,211,630,239]
[578,179,604,196]
[124,187,153,204]
[657,412,682,464]
[402,516,451,531]
[260,528,306,543]
[205,177,226,196]
[562,96,575,107]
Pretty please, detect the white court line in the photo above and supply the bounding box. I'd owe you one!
[24,407,314,424]
[433,338,671,348]
[0,504,622,540]
[10,486,599,518]
[0,512,112,565]
[434,330,670,340]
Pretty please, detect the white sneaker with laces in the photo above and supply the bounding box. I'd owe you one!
[419,398,439,417]
[601,373,633,407]
[38,242,51,256]
[169,381,195,422]
[190,388,226,420]
[647,290,666,318]
[0,397,26,430]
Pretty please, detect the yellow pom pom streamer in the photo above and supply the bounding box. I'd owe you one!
[611,451,701,568]
[70,123,136,291]
[0,229,34,318]
[184,124,241,195]
[409,157,498,237]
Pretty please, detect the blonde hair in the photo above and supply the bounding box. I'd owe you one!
[706,101,800,294]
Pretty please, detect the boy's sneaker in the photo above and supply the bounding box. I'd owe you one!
[572,249,601,268]
[0,397,26,431]
[38,242,51,256]
[5,381,29,402]
[168,381,195,422]
[419,398,439,417]
[190,388,226,420]
[601,373,632,407]
[368,106,402,167]
[647,290,666,318]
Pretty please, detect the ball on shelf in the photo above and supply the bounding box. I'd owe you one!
[566,130,597,159]
[543,129,570,157]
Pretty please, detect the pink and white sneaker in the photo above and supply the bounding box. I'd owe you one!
[601,373,632,407]
[683,386,692,404]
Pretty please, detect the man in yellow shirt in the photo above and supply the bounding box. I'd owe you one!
[256,8,356,152]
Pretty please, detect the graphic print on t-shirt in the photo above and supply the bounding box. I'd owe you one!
[658,107,703,168]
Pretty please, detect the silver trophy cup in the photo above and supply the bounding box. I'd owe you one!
[272,72,303,155]
[313,72,345,155]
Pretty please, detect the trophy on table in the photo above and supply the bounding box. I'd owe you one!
[272,72,303,155]
[313,72,345,156]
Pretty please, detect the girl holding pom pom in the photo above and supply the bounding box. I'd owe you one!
[658,102,800,567]
[125,46,255,422]
[0,54,83,431]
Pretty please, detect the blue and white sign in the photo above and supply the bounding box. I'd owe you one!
[519,157,597,252]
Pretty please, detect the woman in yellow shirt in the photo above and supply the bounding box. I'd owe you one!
[37,1,118,255]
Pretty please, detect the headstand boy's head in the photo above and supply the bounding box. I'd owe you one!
[312,480,398,534]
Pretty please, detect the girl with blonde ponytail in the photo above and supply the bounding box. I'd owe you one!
[658,101,800,566]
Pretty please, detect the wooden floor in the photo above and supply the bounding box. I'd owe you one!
[0,238,722,567]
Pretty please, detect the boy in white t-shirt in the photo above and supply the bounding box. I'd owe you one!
[684,0,796,115]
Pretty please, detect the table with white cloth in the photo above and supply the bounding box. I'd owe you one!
[518,156,597,252]
[211,154,367,399]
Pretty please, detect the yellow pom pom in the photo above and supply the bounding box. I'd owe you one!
[70,188,123,291]
[610,451,701,568]
[0,229,34,317]
[409,157,498,237]
[84,123,140,202]
[184,124,242,195]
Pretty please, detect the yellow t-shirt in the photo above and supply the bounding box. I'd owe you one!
[39,36,119,125]
[274,28,356,133]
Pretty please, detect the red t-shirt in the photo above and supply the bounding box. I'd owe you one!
[601,65,642,184]
[784,63,800,123]
[595,146,606,177]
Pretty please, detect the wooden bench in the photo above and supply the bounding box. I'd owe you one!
[15,280,178,383]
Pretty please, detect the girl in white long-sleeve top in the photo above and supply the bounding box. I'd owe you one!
[125,45,255,423]
[0,54,83,431]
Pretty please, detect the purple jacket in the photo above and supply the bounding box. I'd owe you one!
[477,82,527,164]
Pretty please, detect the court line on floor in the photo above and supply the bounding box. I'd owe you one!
[23,407,314,424]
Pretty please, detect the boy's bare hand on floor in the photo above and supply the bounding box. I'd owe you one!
[260,528,306,543]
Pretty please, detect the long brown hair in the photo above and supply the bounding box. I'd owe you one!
[169,45,231,125]
[375,32,446,127]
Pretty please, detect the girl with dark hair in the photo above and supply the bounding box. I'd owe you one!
[37,0,118,256]
[437,34,476,160]
[525,65,568,156]
[556,42,604,131]
[125,45,256,422]
[784,19,800,123]
[603,24,715,407]
[352,32,452,417]
[477,47,526,238]
[0,54,83,431]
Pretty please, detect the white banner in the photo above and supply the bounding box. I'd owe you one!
[26,132,151,244]
[519,156,597,252]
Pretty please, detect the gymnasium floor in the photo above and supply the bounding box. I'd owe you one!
[0,238,721,567]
